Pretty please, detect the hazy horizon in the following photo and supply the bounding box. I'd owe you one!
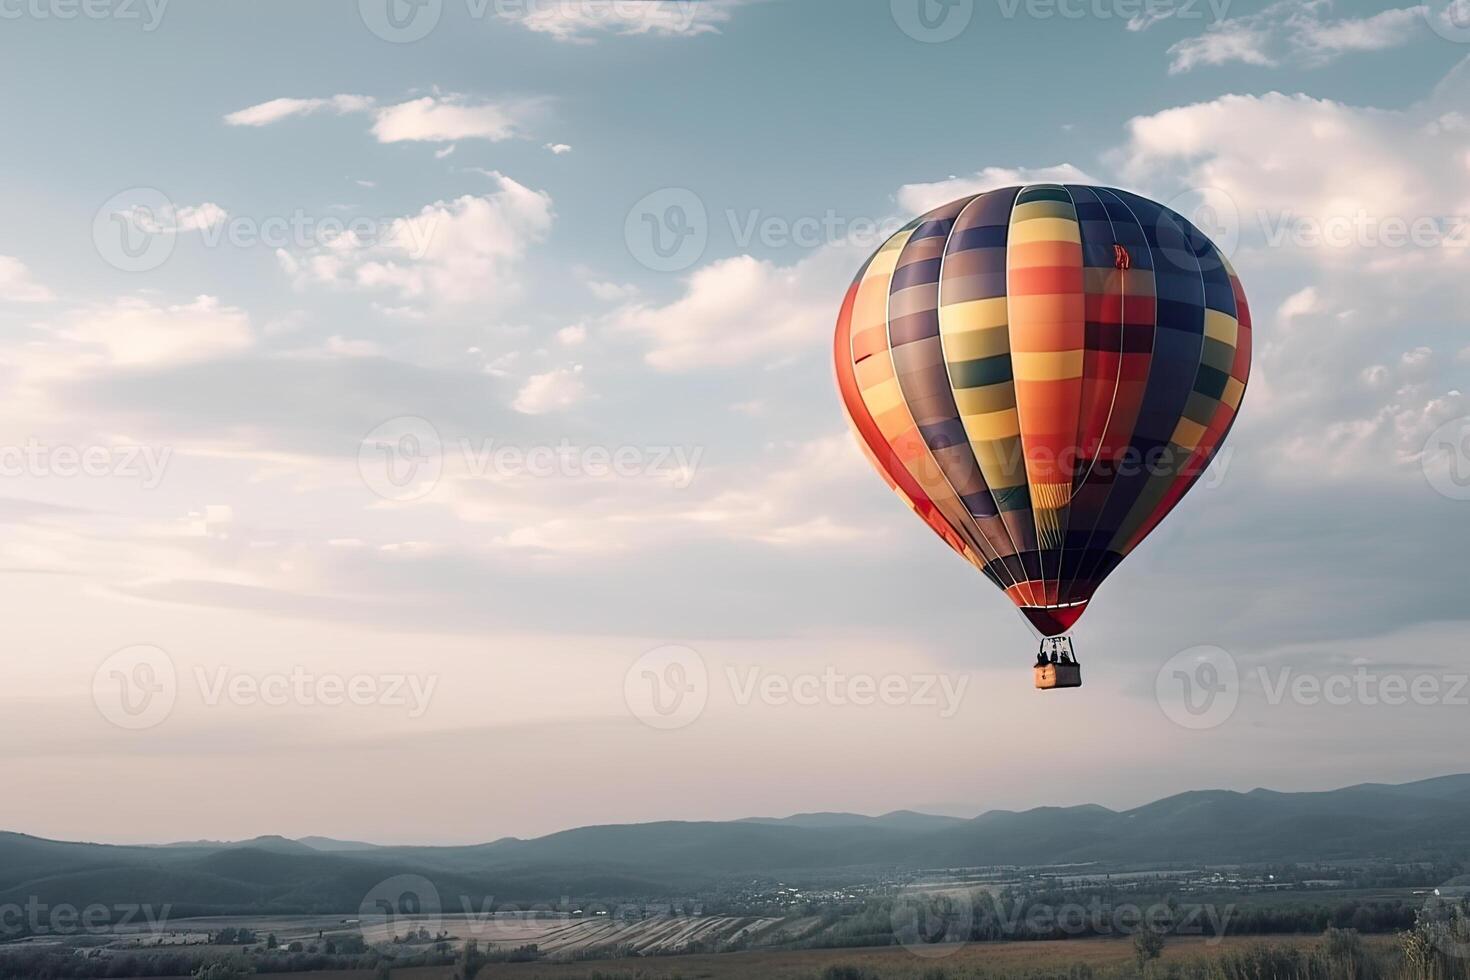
[11,769,1470,848]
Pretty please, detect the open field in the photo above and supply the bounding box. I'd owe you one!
[465,934,1400,979]
[16,912,788,958]
[121,933,1399,980]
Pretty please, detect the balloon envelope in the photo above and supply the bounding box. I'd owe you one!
[835,184,1251,637]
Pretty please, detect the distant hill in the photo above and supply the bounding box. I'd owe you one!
[161,835,316,854]
[4,774,1469,918]
[297,836,383,852]
[741,810,969,831]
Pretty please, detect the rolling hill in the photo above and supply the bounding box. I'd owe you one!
[4,773,1468,920]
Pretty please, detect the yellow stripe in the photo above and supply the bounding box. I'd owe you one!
[951,381,1016,416]
[943,324,1011,361]
[973,438,1026,483]
[1222,377,1246,410]
[959,407,1020,440]
[1204,310,1238,346]
[1008,217,1081,245]
[865,376,906,416]
[1172,419,1207,452]
[864,230,912,278]
[938,297,1008,335]
[1010,200,1075,223]
[1012,349,1084,381]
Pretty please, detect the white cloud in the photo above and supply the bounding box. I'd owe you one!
[278,174,553,306]
[613,251,843,371]
[103,200,227,238]
[315,336,387,359]
[1167,20,1275,72]
[555,324,588,346]
[1162,0,1427,73]
[56,295,253,370]
[0,256,54,303]
[0,294,254,412]
[1114,82,1470,483]
[1296,5,1426,56]
[1114,92,1470,270]
[586,280,638,302]
[499,0,744,42]
[371,96,525,143]
[1400,346,1435,378]
[174,202,228,232]
[223,94,375,127]
[544,142,573,154]
[224,94,529,144]
[1277,286,1321,322]
[896,164,1096,214]
[513,365,586,414]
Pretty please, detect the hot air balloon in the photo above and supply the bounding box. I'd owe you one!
[834,184,1251,689]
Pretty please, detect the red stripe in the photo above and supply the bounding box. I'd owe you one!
[833,277,969,560]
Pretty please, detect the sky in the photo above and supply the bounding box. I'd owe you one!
[1,0,1469,846]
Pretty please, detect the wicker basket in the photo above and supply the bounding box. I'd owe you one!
[1034,662,1082,690]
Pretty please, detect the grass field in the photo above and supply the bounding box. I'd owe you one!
[133,933,1398,980]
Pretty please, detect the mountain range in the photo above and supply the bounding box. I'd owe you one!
[5,773,1469,918]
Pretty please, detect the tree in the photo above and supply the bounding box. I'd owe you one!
[1133,928,1165,971]
[454,938,487,980]
[266,933,277,949]
[192,958,251,980]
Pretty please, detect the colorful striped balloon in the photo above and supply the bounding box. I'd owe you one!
[835,185,1251,639]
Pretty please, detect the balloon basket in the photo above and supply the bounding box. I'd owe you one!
[1035,661,1082,690]
[1034,636,1081,690]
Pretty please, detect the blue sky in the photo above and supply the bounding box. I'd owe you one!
[1,0,1468,844]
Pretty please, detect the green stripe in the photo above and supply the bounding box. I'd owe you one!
[992,485,1033,513]
[1182,390,1219,426]
[949,354,1013,388]
[1193,364,1230,400]
[1016,185,1071,204]
[1200,336,1235,373]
